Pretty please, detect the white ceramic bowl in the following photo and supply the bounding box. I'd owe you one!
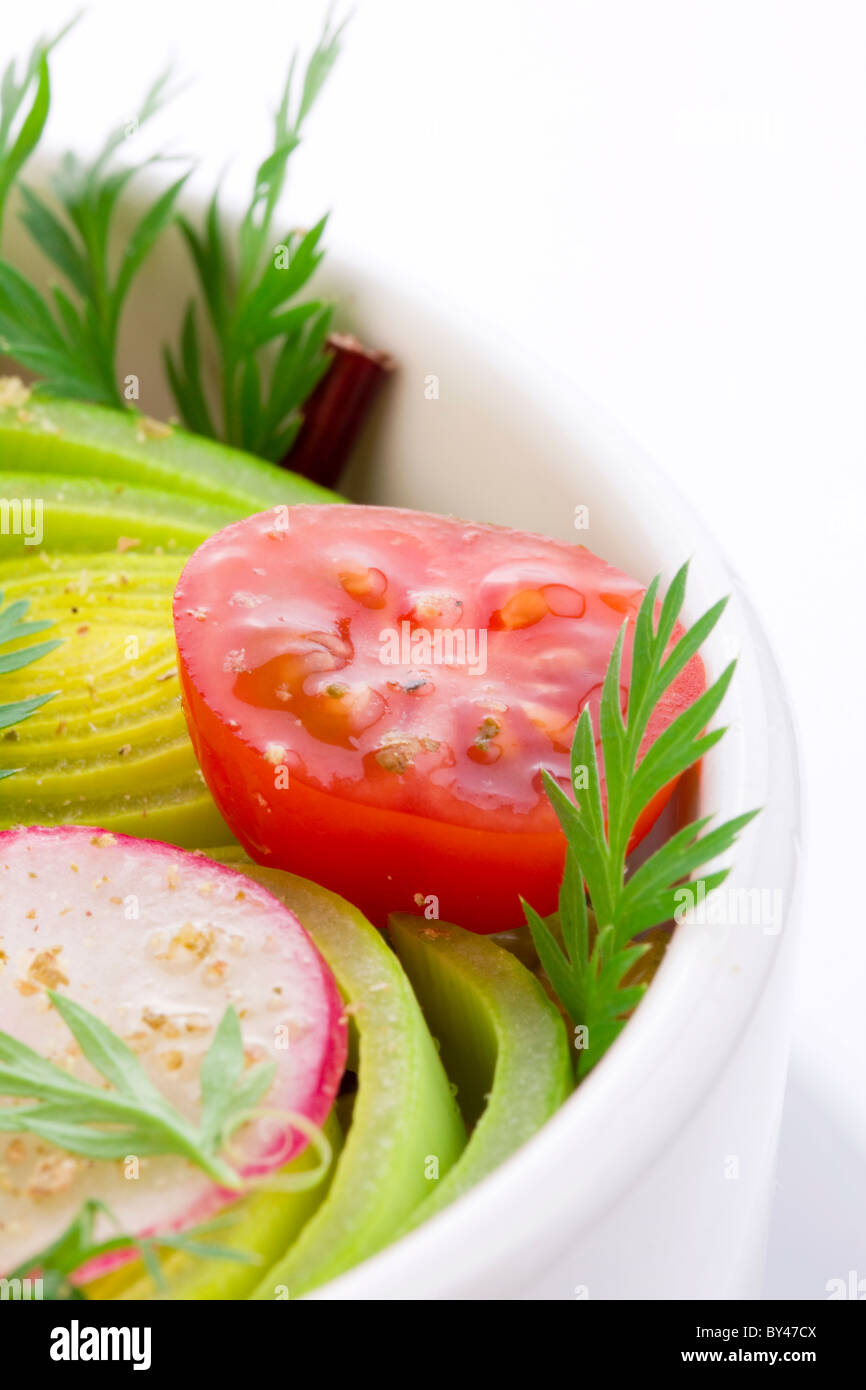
[314,269,802,1300]
[5,204,802,1300]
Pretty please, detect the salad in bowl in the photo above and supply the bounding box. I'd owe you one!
[0,16,786,1302]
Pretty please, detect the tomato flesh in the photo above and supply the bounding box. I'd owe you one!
[174,506,705,931]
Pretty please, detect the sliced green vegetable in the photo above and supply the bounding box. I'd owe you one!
[0,553,227,843]
[389,914,573,1227]
[0,395,339,509]
[0,471,249,554]
[210,851,467,1298]
[84,1112,343,1302]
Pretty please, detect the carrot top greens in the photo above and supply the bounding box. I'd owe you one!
[0,591,62,776]
[0,993,273,1188]
[166,11,346,459]
[6,1198,257,1300]
[524,562,759,1078]
[0,13,345,452]
[0,19,75,236]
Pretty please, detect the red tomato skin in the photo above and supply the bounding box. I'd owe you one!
[182,662,559,928]
[180,663,692,933]
[175,506,707,933]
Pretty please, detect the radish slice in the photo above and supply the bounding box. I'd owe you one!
[0,826,346,1276]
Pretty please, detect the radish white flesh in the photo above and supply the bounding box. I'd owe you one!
[0,827,346,1275]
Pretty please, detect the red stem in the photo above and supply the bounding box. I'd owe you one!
[283,332,395,488]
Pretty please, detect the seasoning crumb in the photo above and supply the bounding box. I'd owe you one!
[28,947,69,989]
[135,415,173,442]
[26,1154,79,1198]
[0,376,31,409]
[166,922,213,960]
[375,733,439,773]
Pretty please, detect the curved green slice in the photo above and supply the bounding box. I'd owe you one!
[210,851,467,1298]
[388,913,573,1228]
[85,1113,343,1302]
[0,395,338,511]
[0,471,249,554]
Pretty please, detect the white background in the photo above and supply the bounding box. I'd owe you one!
[7,0,865,1296]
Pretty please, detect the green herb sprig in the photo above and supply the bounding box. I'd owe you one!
[0,19,78,236]
[0,590,62,775]
[0,16,345,457]
[165,11,345,458]
[523,562,758,1078]
[0,68,189,407]
[6,1198,258,1300]
[0,993,275,1188]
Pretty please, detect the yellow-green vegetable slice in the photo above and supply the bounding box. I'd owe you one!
[0,553,228,843]
[389,913,573,1228]
[210,852,467,1299]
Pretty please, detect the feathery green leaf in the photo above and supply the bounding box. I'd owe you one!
[6,1199,258,1299]
[0,992,277,1189]
[0,60,189,406]
[0,591,61,756]
[524,565,760,1078]
[167,14,344,458]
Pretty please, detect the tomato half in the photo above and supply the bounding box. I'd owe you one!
[174,506,704,931]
